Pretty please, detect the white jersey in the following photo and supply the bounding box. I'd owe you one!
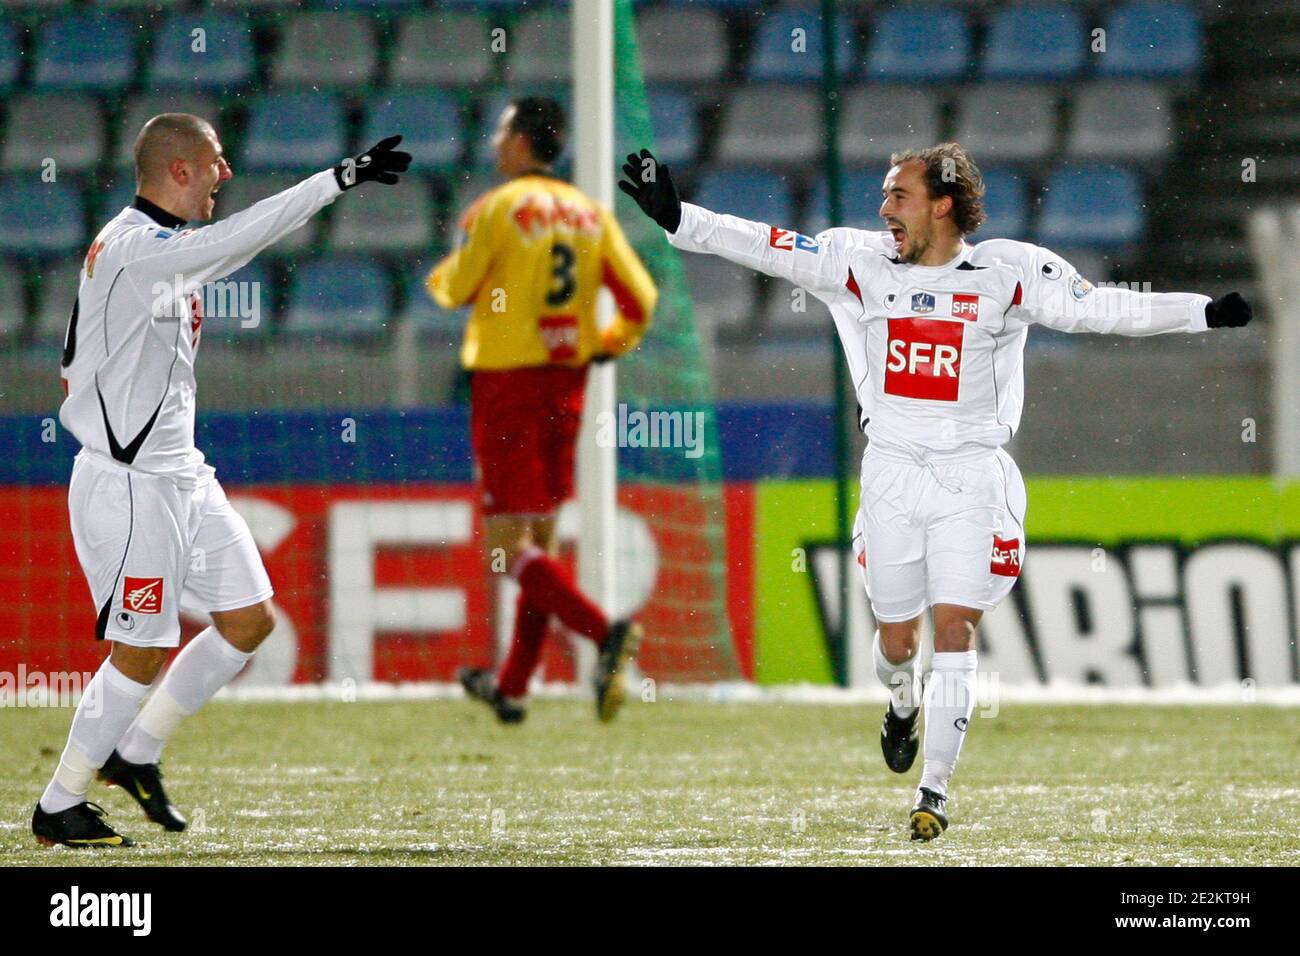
[59,170,342,486]
[668,203,1212,460]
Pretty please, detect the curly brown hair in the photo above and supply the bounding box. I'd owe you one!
[889,143,987,236]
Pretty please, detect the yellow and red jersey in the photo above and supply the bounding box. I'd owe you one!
[427,174,657,371]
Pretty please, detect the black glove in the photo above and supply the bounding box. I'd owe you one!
[334,135,412,191]
[618,148,681,233]
[1205,291,1252,329]
[590,352,616,365]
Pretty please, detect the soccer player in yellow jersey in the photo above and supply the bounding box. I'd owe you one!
[428,98,657,724]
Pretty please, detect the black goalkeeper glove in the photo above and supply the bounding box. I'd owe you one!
[333,135,412,191]
[618,148,681,234]
[1204,291,1252,328]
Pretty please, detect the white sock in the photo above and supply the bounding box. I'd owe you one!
[873,630,919,719]
[117,627,253,765]
[40,659,152,813]
[919,650,978,798]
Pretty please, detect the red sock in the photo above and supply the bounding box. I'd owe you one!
[496,594,548,699]
[517,552,608,643]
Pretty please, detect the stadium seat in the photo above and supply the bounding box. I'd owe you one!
[681,254,758,336]
[866,6,970,82]
[1066,83,1173,161]
[805,168,887,235]
[242,93,346,172]
[363,91,466,170]
[31,256,81,345]
[399,268,464,338]
[217,174,319,254]
[149,12,254,92]
[114,93,221,169]
[0,94,104,174]
[978,167,1030,241]
[639,89,699,168]
[952,86,1057,163]
[692,169,796,227]
[329,178,435,254]
[748,9,855,83]
[390,12,491,87]
[982,5,1085,80]
[284,256,392,340]
[100,179,138,222]
[33,14,133,91]
[1037,164,1144,248]
[714,87,822,166]
[0,15,18,91]
[199,261,273,346]
[764,279,833,335]
[0,259,25,342]
[839,87,942,166]
[635,6,728,84]
[0,179,84,255]
[1099,1,1202,78]
[272,12,379,87]
[502,11,572,85]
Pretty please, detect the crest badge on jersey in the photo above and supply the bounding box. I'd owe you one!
[123,576,164,614]
[911,292,935,314]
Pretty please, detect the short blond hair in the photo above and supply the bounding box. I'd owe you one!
[134,113,215,187]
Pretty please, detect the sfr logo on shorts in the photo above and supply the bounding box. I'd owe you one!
[885,317,964,401]
[123,577,163,614]
[991,537,1021,577]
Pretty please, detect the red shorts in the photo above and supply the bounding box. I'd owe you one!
[470,364,589,517]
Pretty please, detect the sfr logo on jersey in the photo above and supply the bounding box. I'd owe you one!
[991,537,1021,577]
[538,314,578,362]
[884,317,964,402]
[952,294,979,321]
[123,577,164,614]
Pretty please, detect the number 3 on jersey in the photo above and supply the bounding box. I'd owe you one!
[884,317,964,402]
[539,241,578,361]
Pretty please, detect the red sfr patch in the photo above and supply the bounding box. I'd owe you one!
[123,576,164,614]
[991,537,1021,577]
[952,294,979,321]
[884,317,964,402]
[538,314,578,362]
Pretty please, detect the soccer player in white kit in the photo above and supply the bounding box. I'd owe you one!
[32,114,410,848]
[619,144,1252,840]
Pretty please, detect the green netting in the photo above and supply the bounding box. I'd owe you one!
[611,0,739,681]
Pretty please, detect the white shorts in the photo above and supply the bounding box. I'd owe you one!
[852,446,1026,623]
[68,450,274,648]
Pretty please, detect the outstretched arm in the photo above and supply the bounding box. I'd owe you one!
[1006,243,1251,335]
[618,149,861,303]
[125,136,411,299]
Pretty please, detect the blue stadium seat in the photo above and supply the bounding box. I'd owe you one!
[692,170,795,227]
[978,167,1030,241]
[1037,165,1143,248]
[866,6,970,83]
[640,89,699,168]
[242,93,346,172]
[983,5,1085,80]
[748,10,855,83]
[0,180,84,255]
[33,14,133,91]
[0,15,18,90]
[363,91,465,169]
[284,256,392,339]
[805,168,884,235]
[200,261,273,345]
[399,268,465,338]
[1100,1,1202,78]
[149,13,254,91]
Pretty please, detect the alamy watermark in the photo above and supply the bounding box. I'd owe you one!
[0,666,97,710]
[595,403,706,459]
